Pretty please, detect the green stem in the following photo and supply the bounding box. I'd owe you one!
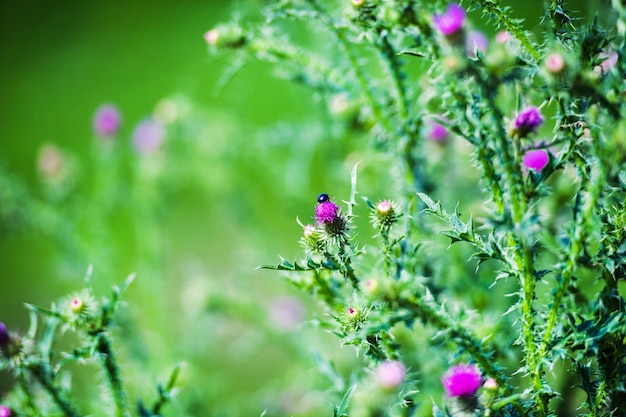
[31,363,82,417]
[472,0,541,60]
[96,333,130,417]
[304,0,395,134]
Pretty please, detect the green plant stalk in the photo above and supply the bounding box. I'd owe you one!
[378,32,409,120]
[96,334,131,417]
[31,363,82,417]
[399,293,513,396]
[304,0,395,135]
[247,38,343,91]
[472,0,540,60]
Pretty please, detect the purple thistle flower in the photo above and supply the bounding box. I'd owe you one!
[315,200,340,225]
[427,120,450,144]
[442,363,482,397]
[132,118,165,155]
[93,103,121,137]
[0,322,9,351]
[523,149,549,172]
[375,360,406,390]
[0,406,11,417]
[433,3,466,37]
[512,106,544,138]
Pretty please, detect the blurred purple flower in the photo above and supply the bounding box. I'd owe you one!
[442,363,482,397]
[132,118,165,155]
[523,149,549,172]
[0,405,11,417]
[375,360,406,390]
[466,31,488,58]
[512,106,544,138]
[433,3,466,37]
[315,200,340,225]
[268,297,305,331]
[427,120,450,144]
[93,103,121,137]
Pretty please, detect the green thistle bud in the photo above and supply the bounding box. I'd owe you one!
[204,24,246,49]
[345,306,367,330]
[300,223,325,253]
[371,199,401,231]
[64,290,98,329]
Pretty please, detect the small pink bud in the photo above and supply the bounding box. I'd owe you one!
[132,118,165,155]
[466,31,488,58]
[375,360,406,390]
[70,297,84,313]
[204,29,220,46]
[545,53,565,74]
[426,121,450,144]
[483,377,498,391]
[495,31,512,44]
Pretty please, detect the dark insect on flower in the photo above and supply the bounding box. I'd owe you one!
[317,193,330,203]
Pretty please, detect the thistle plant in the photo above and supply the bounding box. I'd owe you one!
[209,0,626,415]
[0,271,182,417]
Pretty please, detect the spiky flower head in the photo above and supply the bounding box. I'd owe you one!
[0,405,11,417]
[433,3,466,38]
[371,199,401,232]
[442,363,482,397]
[510,106,544,138]
[315,194,349,239]
[64,290,98,330]
[300,223,325,253]
[375,360,406,390]
[522,148,549,172]
[344,305,367,330]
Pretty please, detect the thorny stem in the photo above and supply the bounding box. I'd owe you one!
[96,333,131,417]
[304,0,395,135]
[472,0,541,60]
[31,363,82,417]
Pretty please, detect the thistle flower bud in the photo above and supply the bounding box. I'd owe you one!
[204,24,246,49]
[483,377,498,391]
[426,119,450,144]
[301,223,325,253]
[0,406,11,417]
[351,0,365,7]
[70,297,84,313]
[466,30,488,59]
[345,306,366,330]
[371,199,401,231]
[375,360,406,390]
[433,3,466,41]
[545,53,565,74]
[509,106,544,139]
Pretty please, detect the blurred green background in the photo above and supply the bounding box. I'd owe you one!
[0,0,602,415]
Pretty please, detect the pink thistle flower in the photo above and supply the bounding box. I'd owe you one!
[511,106,544,138]
[132,118,165,155]
[315,201,340,225]
[0,406,11,417]
[427,120,450,144]
[433,3,466,37]
[93,103,121,137]
[523,149,549,172]
[442,363,482,397]
[375,360,406,390]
